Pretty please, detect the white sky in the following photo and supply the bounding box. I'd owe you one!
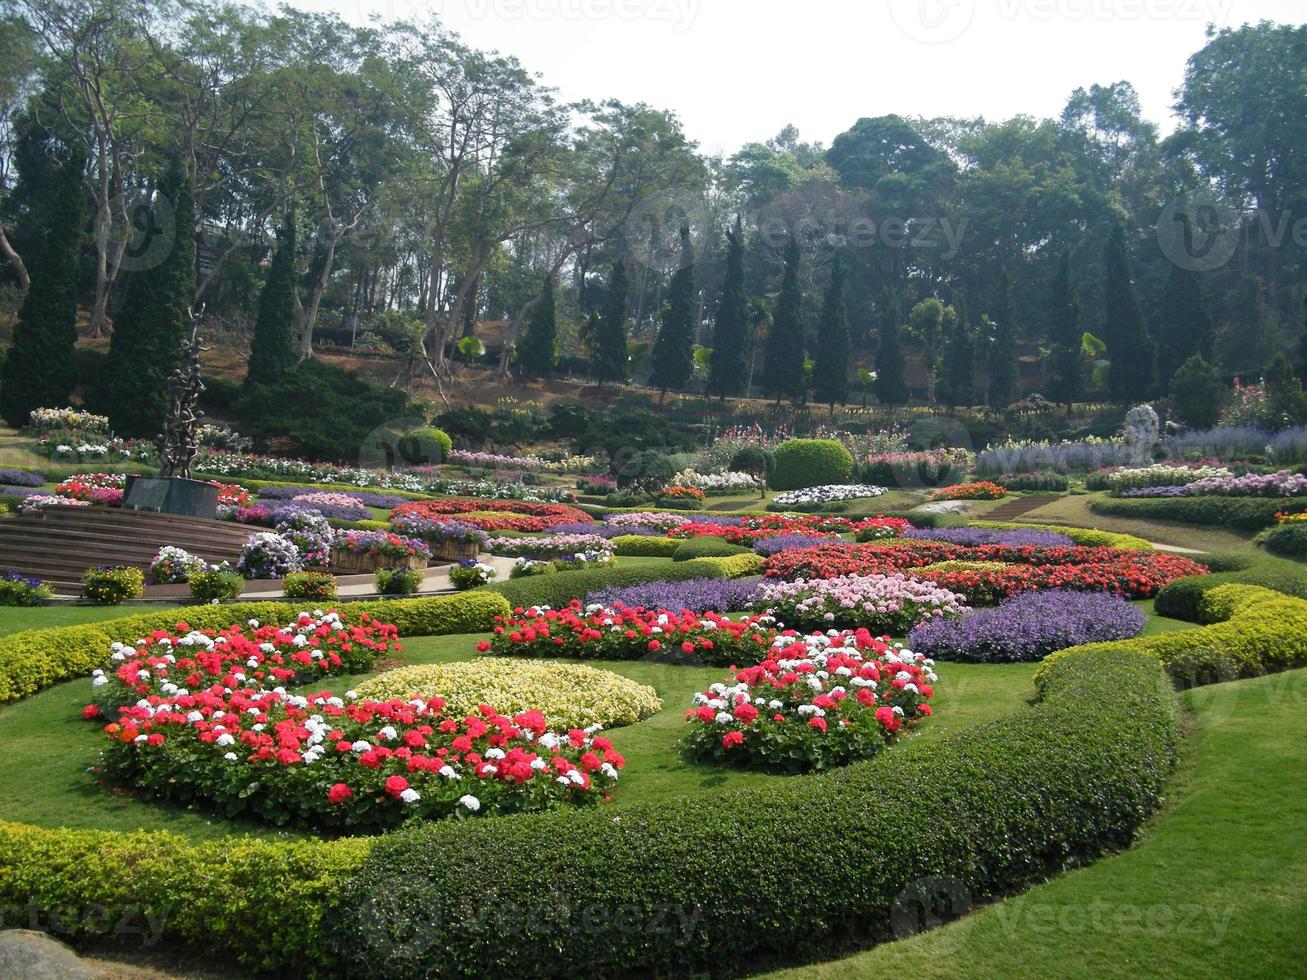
[301,0,1302,155]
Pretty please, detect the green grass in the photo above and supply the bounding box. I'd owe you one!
[0,605,184,638]
[770,666,1307,979]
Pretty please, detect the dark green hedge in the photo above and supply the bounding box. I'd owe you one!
[1263,522,1307,559]
[671,537,749,561]
[1153,554,1307,621]
[1089,495,1307,531]
[331,647,1177,978]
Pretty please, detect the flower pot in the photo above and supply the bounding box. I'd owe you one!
[432,538,481,562]
[331,549,429,574]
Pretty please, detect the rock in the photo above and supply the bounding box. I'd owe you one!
[913,500,973,514]
[0,929,100,979]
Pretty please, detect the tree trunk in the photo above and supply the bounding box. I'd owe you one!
[299,228,339,360]
[0,227,28,291]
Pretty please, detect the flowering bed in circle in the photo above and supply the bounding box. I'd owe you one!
[682,629,936,772]
[390,497,592,532]
[757,573,967,632]
[764,541,1206,605]
[907,588,1144,663]
[770,484,887,507]
[489,533,612,558]
[928,481,1008,501]
[667,514,909,546]
[354,659,662,729]
[483,602,782,667]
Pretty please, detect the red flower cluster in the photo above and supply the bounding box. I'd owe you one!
[484,600,782,666]
[87,611,400,711]
[682,628,937,772]
[391,497,593,532]
[209,482,253,507]
[53,472,126,501]
[667,513,912,546]
[99,686,622,830]
[928,481,1008,501]
[764,541,1206,604]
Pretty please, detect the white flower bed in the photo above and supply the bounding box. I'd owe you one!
[671,468,762,495]
[771,484,887,506]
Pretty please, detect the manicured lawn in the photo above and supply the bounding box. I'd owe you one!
[771,666,1307,979]
[0,604,184,638]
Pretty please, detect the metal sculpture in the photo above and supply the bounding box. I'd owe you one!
[157,320,208,479]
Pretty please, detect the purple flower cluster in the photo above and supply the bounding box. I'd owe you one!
[907,588,1144,663]
[0,484,44,498]
[585,576,762,613]
[904,527,1075,547]
[0,468,46,487]
[752,534,836,557]
[548,521,659,538]
[1121,469,1307,498]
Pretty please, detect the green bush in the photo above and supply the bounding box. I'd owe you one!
[1262,522,1307,559]
[969,521,1153,550]
[681,553,765,578]
[282,571,338,601]
[769,439,854,491]
[327,646,1176,978]
[402,426,452,464]
[188,568,244,603]
[610,535,681,557]
[996,471,1069,492]
[0,574,52,607]
[729,446,774,484]
[1153,554,1307,621]
[1089,495,1307,531]
[652,494,704,510]
[615,450,675,494]
[671,537,749,561]
[80,567,144,605]
[375,568,423,595]
[603,490,652,507]
[0,591,510,704]
[328,518,392,533]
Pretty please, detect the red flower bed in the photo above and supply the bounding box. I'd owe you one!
[764,541,1206,603]
[682,629,936,772]
[483,600,782,666]
[390,497,592,532]
[667,514,912,546]
[929,481,1008,501]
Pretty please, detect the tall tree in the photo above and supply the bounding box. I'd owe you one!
[650,226,695,398]
[1048,247,1082,409]
[246,216,298,388]
[1103,221,1151,402]
[707,216,748,398]
[592,258,629,384]
[759,236,805,403]
[97,156,196,437]
[1296,293,1307,384]
[938,307,974,407]
[814,249,850,413]
[1153,264,1214,395]
[0,146,83,427]
[874,291,909,405]
[987,266,1018,409]
[516,275,556,378]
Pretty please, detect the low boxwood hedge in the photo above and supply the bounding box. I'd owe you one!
[969,520,1153,550]
[671,537,749,561]
[1262,522,1307,558]
[1038,584,1307,690]
[1152,554,1307,621]
[610,535,682,557]
[0,591,510,704]
[1088,495,1307,531]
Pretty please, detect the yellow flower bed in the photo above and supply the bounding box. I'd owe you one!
[354,659,662,729]
[920,560,1010,573]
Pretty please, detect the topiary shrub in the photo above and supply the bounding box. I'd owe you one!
[729,447,774,494]
[610,535,682,557]
[375,568,423,595]
[80,567,144,605]
[189,567,244,603]
[1263,522,1307,559]
[672,537,749,562]
[404,426,453,464]
[615,450,675,494]
[1153,555,1307,621]
[769,439,853,491]
[282,571,338,601]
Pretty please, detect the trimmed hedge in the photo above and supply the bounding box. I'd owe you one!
[1089,495,1307,531]
[681,552,765,578]
[671,537,750,561]
[0,592,510,704]
[1262,522,1307,559]
[611,535,682,557]
[1153,554,1307,621]
[327,646,1176,978]
[483,554,761,609]
[769,439,854,491]
[970,520,1153,551]
[1037,584,1307,690]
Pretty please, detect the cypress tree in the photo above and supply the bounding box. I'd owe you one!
[516,275,556,378]
[987,266,1018,409]
[592,258,629,384]
[246,214,298,388]
[0,148,84,428]
[814,249,851,412]
[1103,220,1151,402]
[1153,264,1214,396]
[650,226,695,396]
[1048,247,1082,410]
[707,216,748,398]
[97,156,196,437]
[874,291,908,405]
[938,307,974,407]
[760,235,805,403]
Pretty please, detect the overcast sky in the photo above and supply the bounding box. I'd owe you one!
[301,0,1300,156]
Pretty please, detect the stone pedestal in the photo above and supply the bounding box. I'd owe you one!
[123,476,219,519]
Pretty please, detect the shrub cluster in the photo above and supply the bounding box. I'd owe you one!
[80,567,144,605]
[671,537,750,562]
[1089,495,1307,531]
[768,439,854,491]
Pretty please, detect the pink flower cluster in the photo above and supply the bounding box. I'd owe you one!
[759,573,968,632]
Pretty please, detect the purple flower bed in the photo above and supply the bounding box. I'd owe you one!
[1121,470,1307,498]
[548,521,659,538]
[752,534,836,557]
[269,501,370,522]
[585,576,762,613]
[0,484,44,498]
[907,588,1144,663]
[0,468,46,487]
[904,527,1075,547]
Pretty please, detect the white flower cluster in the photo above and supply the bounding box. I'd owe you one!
[670,468,762,494]
[771,484,887,506]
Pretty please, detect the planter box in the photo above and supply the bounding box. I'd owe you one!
[331,549,429,575]
[123,476,218,519]
[432,538,481,562]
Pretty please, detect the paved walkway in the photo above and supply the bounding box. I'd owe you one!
[240,554,519,600]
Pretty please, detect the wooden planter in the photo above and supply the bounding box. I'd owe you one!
[331,549,429,574]
[431,538,481,562]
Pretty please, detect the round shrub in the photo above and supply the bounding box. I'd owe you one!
[449,560,496,590]
[615,450,675,494]
[769,439,853,491]
[1263,522,1307,559]
[375,568,423,595]
[728,447,774,489]
[81,567,144,605]
[189,567,244,603]
[353,659,662,729]
[672,537,749,562]
[282,571,338,601]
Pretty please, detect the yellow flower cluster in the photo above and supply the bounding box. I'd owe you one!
[920,560,1010,573]
[353,658,662,729]
[1276,511,1307,524]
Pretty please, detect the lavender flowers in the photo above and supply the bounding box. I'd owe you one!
[585,577,763,613]
[904,527,1075,548]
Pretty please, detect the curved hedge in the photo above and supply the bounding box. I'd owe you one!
[1153,554,1307,621]
[671,537,750,561]
[1088,495,1307,531]
[769,439,854,491]
[610,535,682,557]
[0,592,510,704]
[970,521,1153,551]
[1037,584,1307,690]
